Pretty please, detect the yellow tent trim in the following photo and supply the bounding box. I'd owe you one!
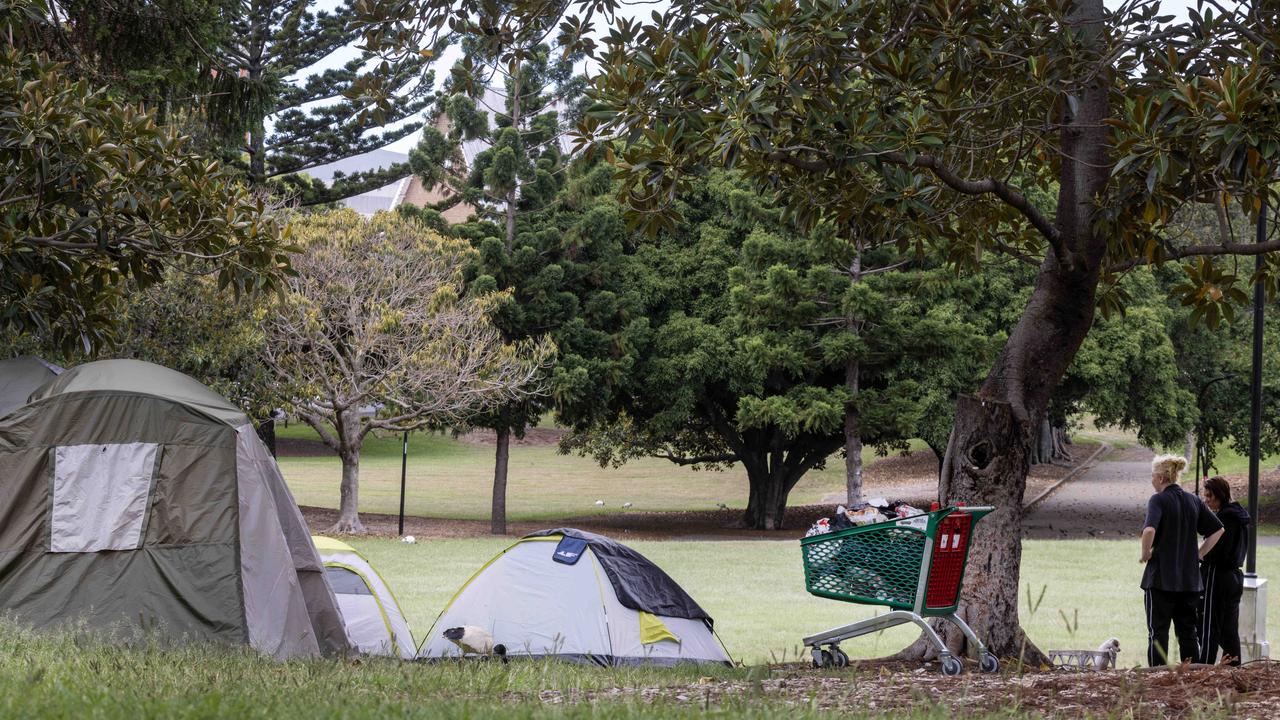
[639,612,680,645]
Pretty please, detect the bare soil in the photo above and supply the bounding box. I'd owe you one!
[523,661,1280,719]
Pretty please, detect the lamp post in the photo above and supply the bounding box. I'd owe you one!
[398,430,409,537]
[1241,199,1270,662]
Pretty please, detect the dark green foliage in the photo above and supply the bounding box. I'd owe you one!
[209,0,435,201]
[0,40,291,354]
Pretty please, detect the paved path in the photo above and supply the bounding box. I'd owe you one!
[1025,447,1280,545]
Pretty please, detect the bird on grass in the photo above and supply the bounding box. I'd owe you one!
[443,626,507,662]
[594,500,605,507]
[621,502,633,510]
[716,503,729,511]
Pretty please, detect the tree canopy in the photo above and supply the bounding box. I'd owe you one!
[263,209,551,533]
[0,37,291,353]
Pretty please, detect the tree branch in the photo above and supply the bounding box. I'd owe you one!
[1106,238,1280,273]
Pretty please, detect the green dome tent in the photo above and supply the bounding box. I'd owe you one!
[418,529,731,666]
[0,356,62,417]
[0,359,353,659]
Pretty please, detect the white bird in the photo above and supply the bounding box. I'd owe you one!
[594,500,605,507]
[716,503,729,511]
[443,626,506,659]
[1094,637,1120,670]
[622,502,633,510]
[401,535,417,544]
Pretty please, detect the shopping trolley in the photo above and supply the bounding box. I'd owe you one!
[799,505,998,676]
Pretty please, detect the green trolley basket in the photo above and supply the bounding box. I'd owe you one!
[800,505,998,676]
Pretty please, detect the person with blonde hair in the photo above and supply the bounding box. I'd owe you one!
[1140,454,1224,666]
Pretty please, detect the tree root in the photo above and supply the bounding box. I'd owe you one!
[328,517,367,535]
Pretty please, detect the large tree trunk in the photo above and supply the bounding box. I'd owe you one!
[897,0,1114,663]
[491,426,510,535]
[332,447,365,534]
[738,443,834,530]
[742,464,797,530]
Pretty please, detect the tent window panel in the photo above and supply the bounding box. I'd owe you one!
[326,566,373,595]
[51,442,158,553]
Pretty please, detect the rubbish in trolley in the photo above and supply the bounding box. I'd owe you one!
[805,500,928,537]
[799,504,1000,676]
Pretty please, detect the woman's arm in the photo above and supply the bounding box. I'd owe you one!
[1140,526,1155,563]
[1199,527,1225,560]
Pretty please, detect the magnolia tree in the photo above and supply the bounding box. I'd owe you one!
[353,0,1280,657]
[264,210,552,533]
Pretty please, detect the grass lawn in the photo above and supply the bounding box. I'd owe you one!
[277,424,929,522]
[350,536,1280,668]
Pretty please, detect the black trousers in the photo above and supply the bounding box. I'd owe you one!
[1198,564,1244,665]
[1145,588,1199,666]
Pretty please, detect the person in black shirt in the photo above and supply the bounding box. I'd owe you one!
[1197,476,1252,665]
[1140,455,1224,666]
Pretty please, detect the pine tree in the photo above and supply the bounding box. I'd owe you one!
[406,9,588,535]
[208,0,436,202]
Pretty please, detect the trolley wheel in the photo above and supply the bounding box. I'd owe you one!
[812,648,834,669]
[979,652,1000,673]
[940,655,964,676]
[831,647,849,668]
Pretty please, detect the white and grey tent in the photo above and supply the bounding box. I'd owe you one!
[0,356,62,417]
[313,535,416,659]
[419,528,731,666]
[0,359,353,659]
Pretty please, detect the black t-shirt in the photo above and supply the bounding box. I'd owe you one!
[1141,484,1223,592]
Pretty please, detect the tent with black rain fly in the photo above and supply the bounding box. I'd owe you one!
[0,359,353,659]
[418,528,731,666]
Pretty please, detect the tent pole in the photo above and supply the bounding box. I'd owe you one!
[399,430,409,537]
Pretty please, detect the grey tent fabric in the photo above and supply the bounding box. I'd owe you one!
[0,356,62,418]
[0,360,353,659]
[29,359,249,427]
[523,528,713,622]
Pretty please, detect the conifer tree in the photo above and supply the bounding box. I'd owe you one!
[407,9,587,535]
[209,0,436,203]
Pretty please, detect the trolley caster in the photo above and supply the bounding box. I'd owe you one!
[979,652,1000,673]
[811,647,830,668]
[830,646,849,668]
[940,655,964,676]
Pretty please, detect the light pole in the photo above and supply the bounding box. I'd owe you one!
[398,430,409,537]
[1241,199,1270,662]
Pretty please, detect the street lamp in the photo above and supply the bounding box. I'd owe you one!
[1241,199,1270,662]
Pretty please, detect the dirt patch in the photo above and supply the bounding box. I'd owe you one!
[1219,470,1280,526]
[277,436,334,457]
[524,661,1280,719]
[301,504,835,541]
[456,426,567,447]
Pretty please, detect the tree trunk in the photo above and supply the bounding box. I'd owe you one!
[844,357,863,506]
[255,418,276,457]
[896,0,1113,663]
[739,444,832,530]
[491,426,510,535]
[332,447,365,534]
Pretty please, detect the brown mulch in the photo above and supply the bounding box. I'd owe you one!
[524,661,1280,719]
[456,426,567,447]
[301,504,835,541]
[1220,471,1280,513]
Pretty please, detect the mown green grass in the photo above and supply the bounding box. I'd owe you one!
[276,424,928,522]
[351,537,1280,668]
